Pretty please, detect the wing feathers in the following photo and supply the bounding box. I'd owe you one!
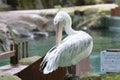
[40,48,60,74]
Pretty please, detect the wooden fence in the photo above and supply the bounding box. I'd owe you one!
[17,41,28,59]
[0,41,29,65]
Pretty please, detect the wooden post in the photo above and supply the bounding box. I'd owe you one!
[18,42,21,60]
[10,43,19,65]
[25,41,28,57]
[10,44,14,50]
[10,44,14,64]
[22,42,25,58]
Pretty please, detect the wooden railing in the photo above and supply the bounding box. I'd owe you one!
[17,41,28,59]
[0,50,15,60]
[0,41,28,65]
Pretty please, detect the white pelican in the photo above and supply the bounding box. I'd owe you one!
[40,11,93,74]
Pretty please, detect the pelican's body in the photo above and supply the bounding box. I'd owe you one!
[40,11,93,74]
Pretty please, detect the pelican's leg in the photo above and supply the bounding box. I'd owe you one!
[65,67,70,76]
[71,65,75,76]
[65,66,76,77]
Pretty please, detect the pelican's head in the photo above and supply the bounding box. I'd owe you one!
[54,11,67,46]
[54,11,69,25]
[54,11,72,46]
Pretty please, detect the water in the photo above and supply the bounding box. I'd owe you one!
[29,29,120,56]
[0,27,120,74]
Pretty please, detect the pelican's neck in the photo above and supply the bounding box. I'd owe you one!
[64,14,78,35]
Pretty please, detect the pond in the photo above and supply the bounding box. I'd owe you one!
[0,26,120,74]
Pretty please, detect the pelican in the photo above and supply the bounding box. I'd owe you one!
[40,11,93,74]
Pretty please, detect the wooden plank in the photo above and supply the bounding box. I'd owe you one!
[0,50,15,60]
[25,41,28,57]
[0,64,28,75]
[22,42,25,58]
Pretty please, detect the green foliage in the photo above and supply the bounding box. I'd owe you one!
[0,73,21,80]
[16,0,105,9]
[64,73,120,80]
[18,0,37,9]
[54,5,62,9]
[116,0,120,6]
[84,0,104,5]
[0,4,10,11]
[102,73,120,80]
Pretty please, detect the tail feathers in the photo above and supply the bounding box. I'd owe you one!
[40,58,48,71]
[40,50,59,74]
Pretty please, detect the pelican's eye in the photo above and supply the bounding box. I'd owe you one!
[54,19,60,25]
[54,16,62,24]
[54,21,58,24]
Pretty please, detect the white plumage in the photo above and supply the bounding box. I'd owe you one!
[40,11,93,74]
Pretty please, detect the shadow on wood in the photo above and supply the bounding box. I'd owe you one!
[16,57,71,80]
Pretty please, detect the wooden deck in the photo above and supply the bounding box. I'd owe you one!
[0,64,28,75]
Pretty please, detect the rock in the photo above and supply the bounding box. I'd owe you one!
[0,23,10,52]
[0,12,52,40]
[32,31,49,38]
[0,12,51,31]
[0,13,52,50]
[12,29,34,39]
[0,23,8,33]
